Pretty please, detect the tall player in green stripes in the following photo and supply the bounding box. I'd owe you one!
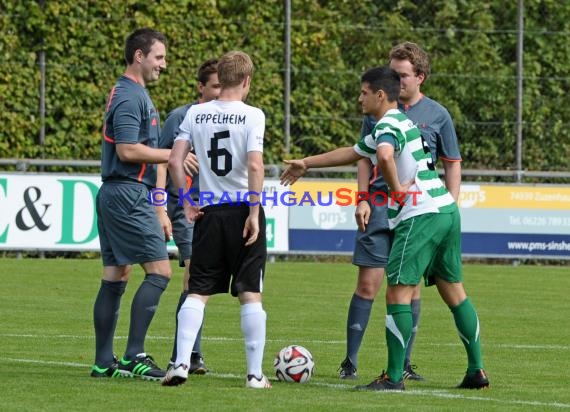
[281,66,488,391]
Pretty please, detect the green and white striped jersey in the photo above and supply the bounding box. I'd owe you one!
[353,108,455,228]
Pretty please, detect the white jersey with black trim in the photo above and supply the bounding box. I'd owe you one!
[176,100,265,204]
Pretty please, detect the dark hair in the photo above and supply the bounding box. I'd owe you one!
[124,28,167,65]
[389,41,430,81]
[197,58,218,85]
[360,66,401,102]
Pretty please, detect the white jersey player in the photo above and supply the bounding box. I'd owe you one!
[164,51,271,389]
[177,100,264,205]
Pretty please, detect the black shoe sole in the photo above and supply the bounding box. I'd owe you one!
[404,374,425,381]
[90,372,123,378]
[139,374,165,382]
[162,375,187,386]
[339,374,358,380]
[118,371,165,381]
[354,384,405,391]
[457,383,490,389]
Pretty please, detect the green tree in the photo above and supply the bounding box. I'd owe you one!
[0,0,569,175]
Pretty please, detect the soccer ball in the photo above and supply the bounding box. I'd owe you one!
[274,345,315,383]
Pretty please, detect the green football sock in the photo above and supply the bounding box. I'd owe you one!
[385,303,412,382]
[450,297,484,373]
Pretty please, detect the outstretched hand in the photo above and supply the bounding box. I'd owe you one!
[280,159,308,186]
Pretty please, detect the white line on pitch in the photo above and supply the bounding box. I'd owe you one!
[3,357,570,409]
[1,333,568,351]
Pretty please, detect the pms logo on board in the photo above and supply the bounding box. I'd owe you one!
[311,203,347,230]
[458,185,486,208]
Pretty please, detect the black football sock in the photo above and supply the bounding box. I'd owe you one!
[93,280,127,367]
[124,273,169,360]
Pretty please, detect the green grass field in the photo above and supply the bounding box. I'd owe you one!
[1,258,569,411]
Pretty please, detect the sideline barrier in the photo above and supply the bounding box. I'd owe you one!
[1,173,569,259]
[0,173,288,253]
[459,184,570,258]
[286,180,570,259]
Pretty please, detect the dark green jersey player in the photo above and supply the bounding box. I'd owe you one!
[280,64,487,392]
[91,28,172,381]
[351,66,487,392]
[340,42,462,382]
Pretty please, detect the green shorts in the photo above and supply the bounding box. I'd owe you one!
[386,207,462,287]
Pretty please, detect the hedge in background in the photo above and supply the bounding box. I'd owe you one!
[1,0,569,173]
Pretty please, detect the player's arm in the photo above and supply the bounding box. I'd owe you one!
[168,139,191,198]
[163,107,200,176]
[154,111,180,239]
[118,139,172,237]
[355,158,373,232]
[243,150,264,246]
[375,133,414,194]
[168,138,202,222]
[116,143,170,164]
[183,152,199,176]
[442,159,461,202]
[280,147,361,185]
[437,109,462,202]
[113,104,170,162]
[376,143,402,193]
[354,115,375,231]
[156,163,167,190]
[113,96,171,164]
[357,158,372,193]
[155,163,172,241]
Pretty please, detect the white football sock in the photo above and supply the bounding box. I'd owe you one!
[240,302,266,377]
[175,297,205,367]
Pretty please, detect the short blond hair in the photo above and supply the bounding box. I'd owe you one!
[217,51,254,88]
